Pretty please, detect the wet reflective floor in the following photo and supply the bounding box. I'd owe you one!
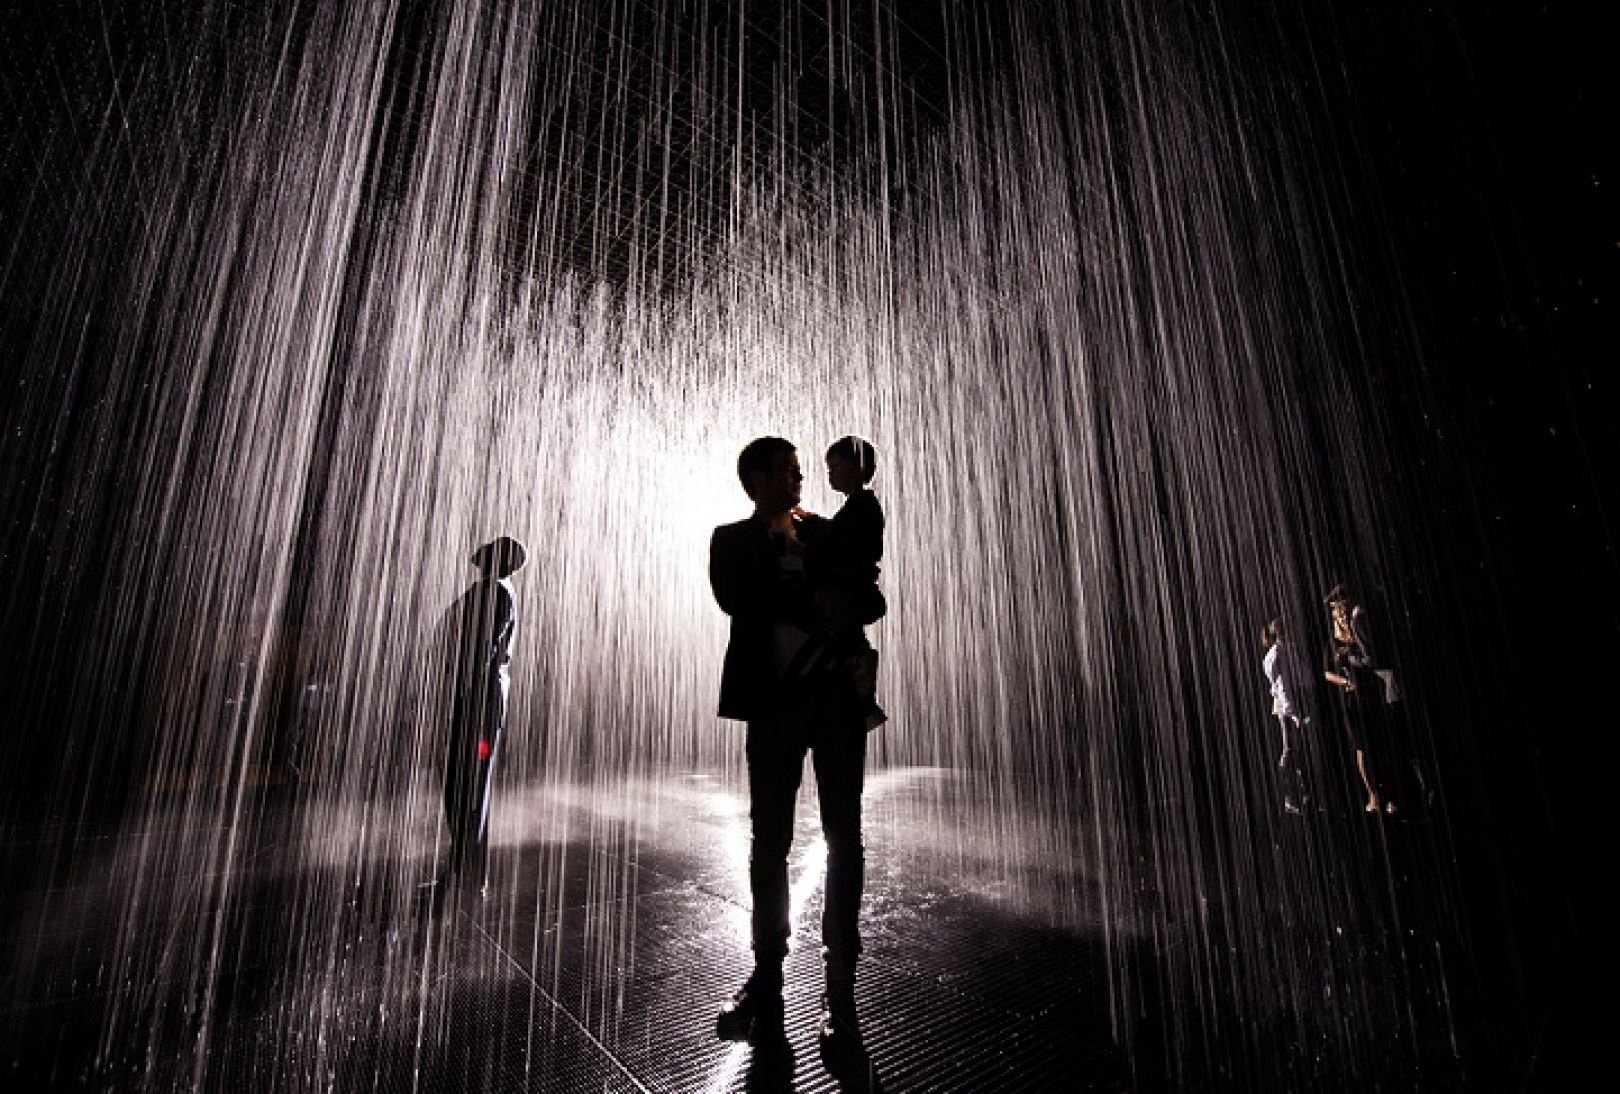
[2,766,1487,1091]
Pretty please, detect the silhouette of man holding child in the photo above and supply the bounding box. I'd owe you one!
[708,435,887,1054]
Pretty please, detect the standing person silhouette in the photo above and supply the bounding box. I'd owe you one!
[1262,618,1316,814]
[441,535,526,893]
[709,437,884,1055]
[1323,584,1400,815]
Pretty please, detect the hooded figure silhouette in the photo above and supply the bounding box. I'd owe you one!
[442,536,526,890]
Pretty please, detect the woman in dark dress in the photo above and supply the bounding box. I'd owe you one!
[1322,584,1398,814]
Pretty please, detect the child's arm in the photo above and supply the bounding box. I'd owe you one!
[831,492,884,567]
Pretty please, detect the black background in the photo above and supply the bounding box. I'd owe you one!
[1291,4,1615,1079]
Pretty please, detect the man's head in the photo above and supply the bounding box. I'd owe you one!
[472,535,528,578]
[737,436,801,514]
[1262,618,1286,647]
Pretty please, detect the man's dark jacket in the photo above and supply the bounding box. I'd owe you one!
[709,514,884,722]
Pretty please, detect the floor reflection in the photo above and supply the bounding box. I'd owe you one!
[1,763,1465,1091]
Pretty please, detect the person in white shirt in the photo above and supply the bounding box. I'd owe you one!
[1262,617,1315,814]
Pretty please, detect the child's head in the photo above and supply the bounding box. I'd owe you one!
[825,435,877,495]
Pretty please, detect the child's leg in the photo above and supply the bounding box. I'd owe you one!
[843,646,885,729]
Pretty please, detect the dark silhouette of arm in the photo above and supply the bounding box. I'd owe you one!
[823,494,886,625]
[709,523,812,626]
[832,492,885,568]
[489,583,515,666]
[1349,606,1379,668]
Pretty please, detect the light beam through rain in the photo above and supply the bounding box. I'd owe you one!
[1,1,1518,1090]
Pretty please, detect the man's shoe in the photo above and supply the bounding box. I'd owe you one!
[818,983,860,1045]
[716,973,784,1043]
[817,982,868,1079]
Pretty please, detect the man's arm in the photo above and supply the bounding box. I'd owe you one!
[490,584,515,664]
[710,525,759,618]
[709,523,812,624]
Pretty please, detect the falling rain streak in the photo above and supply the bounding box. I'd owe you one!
[2,1,1495,1090]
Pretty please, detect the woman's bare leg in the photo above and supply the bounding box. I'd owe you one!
[1356,749,1380,811]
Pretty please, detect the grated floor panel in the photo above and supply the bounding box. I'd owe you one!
[2,766,1473,1091]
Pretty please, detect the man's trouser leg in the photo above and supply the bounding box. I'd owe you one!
[445,684,503,880]
[746,715,807,967]
[466,730,500,879]
[1277,714,1302,806]
[813,712,867,982]
[444,735,474,872]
